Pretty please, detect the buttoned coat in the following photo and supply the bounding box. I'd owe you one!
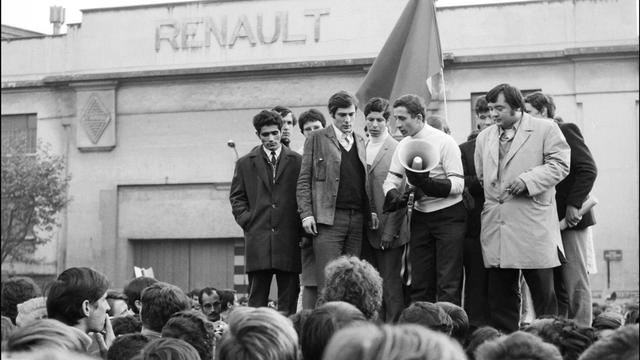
[474,113,570,269]
[366,135,410,249]
[296,126,369,225]
[230,145,302,273]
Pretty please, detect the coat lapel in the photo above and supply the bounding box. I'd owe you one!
[324,127,341,150]
[488,126,500,167]
[275,147,291,182]
[368,137,391,173]
[504,114,533,166]
[250,148,271,189]
[356,134,367,168]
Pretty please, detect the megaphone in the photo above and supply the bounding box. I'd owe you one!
[397,139,440,173]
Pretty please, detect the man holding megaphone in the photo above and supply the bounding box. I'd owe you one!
[382,94,467,306]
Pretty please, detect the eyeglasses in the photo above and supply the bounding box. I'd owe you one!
[202,302,220,309]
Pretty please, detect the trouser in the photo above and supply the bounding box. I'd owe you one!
[463,235,490,329]
[409,202,466,305]
[487,267,557,333]
[369,245,407,322]
[247,269,300,316]
[314,208,363,294]
[554,228,593,327]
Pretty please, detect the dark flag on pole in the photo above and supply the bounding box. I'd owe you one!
[356,0,443,127]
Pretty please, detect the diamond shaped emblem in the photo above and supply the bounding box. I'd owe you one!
[81,94,111,144]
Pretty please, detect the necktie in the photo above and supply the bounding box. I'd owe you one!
[342,133,353,151]
[270,151,277,182]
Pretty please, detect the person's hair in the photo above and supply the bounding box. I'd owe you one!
[578,324,638,360]
[272,105,297,126]
[2,315,15,342]
[475,330,562,360]
[301,301,367,360]
[198,287,218,305]
[161,310,215,360]
[393,94,426,120]
[323,323,467,360]
[289,309,313,345]
[217,289,236,312]
[364,97,391,119]
[328,91,357,117]
[436,302,469,344]
[485,83,526,114]
[465,326,502,360]
[46,267,109,326]
[624,303,639,325]
[298,108,327,133]
[524,317,597,360]
[1,276,42,324]
[107,333,150,360]
[186,289,200,299]
[475,96,490,114]
[123,277,159,315]
[111,314,142,336]
[6,318,88,353]
[136,337,201,360]
[319,255,383,320]
[524,92,556,119]
[593,311,624,330]
[139,282,191,332]
[253,109,283,132]
[217,306,299,360]
[426,115,447,132]
[398,301,454,335]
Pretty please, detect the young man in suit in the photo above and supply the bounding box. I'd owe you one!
[474,83,570,332]
[525,92,598,327]
[230,110,302,315]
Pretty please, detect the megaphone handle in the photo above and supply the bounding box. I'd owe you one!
[407,188,415,218]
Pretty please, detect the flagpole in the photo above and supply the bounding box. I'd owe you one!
[440,69,449,124]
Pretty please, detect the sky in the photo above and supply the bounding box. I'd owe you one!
[1,0,538,35]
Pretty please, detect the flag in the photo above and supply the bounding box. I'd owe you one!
[356,0,443,127]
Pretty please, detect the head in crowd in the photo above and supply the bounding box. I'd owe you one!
[298,108,326,137]
[186,289,201,311]
[217,306,299,360]
[106,333,150,360]
[135,337,201,360]
[218,289,237,313]
[46,267,110,333]
[592,303,605,319]
[6,318,89,353]
[426,115,450,134]
[436,301,469,344]
[323,323,467,360]
[1,276,42,324]
[253,110,283,153]
[475,330,562,360]
[474,95,493,131]
[199,287,221,319]
[123,277,158,315]
[578,324,639,360]
[301,301,366,360]
[393,94,426,137]
[485,83,526,130]
[111,314,142,336]
[237,296,248,306]
[364,97,390,139]
[272,105,296,147]
[161,309,215,360]
[398,301,453,335]
[289,309,313,345]
[319,255,383,320]
[525,317,597,360]
[106,290,130,317]
[2,315,15,342]
[624,303,639,325]
[524,91,556,119]
[328,90,358,118]
[592,311,624,332]
[15,296,47,327]
[465,326,502,360]
[139,282,191,333]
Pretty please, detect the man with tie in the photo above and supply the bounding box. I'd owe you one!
[230,110,302,315]
[474,84,570,332]
[297,90,376,295]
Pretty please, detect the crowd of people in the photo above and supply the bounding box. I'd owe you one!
[1,84,638,359]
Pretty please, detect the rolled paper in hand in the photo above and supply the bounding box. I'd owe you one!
[559,196,598,230]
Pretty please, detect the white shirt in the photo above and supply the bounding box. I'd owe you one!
[366,131,389,166]
[262,145,282,161]
[332,124,353,151]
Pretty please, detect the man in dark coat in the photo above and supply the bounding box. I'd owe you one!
[229,110,302,316]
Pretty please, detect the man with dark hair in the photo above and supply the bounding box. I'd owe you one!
[383,94,466,306]
[46,267,114,355]
[296,108,326,155]
[111,314,142,336]
[436,301,469,344]
[459,95,493,331]
[217,288,236,321]
[398,301,454,335]
[297,90,375,295]
[106,333,150,360]
[230,109,303,315]
[272,105,297,148]
[161,310,216,360]
[123,276,158,315]
[525,92,598,327]
[1,276,41,325]
[139,282,191,338]
[475,83,570,332]
[198,287,221,321]
[106,290,131,317]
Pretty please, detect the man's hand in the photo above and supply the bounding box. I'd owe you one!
[95,316,115,358]
[505,178,527,196]
[565,205,582,228]
[370,213,379,230]
[302,217,318,236]
[383,188,411,213]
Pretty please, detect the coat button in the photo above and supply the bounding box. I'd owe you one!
[499,200,504,204]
